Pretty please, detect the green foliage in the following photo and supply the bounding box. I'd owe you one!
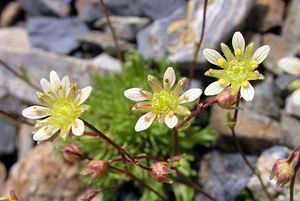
[56,51,217,201]
[235,189,260,201]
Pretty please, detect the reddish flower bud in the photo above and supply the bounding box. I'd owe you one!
[150,161,172,183]
[216,88,237,109]
[63,144,82,163]
[83,160,107,179]
[270,159,294,187]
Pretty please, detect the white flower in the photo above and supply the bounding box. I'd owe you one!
[278,57,300,75]
[124,67,202,132]
[22,71,92,141]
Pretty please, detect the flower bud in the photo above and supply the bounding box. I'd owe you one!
[83,160,107,179]
[150,161,172,183]
[270,159,294,187]
[216,88,237,109]
[63,144,82,163]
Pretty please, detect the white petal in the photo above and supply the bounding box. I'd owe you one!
[33,126,59,141]
[61,76,71,96]
[22,106,49,119]
[241,83,255,102]
[251,45,270,64]
[164,114,178,128]
[179,88,202,103]
[278,57,300,75]
[291,89,300,105]
[124,88,151,101]
[135,112,156,132]
[76,86,92,105]
[203,48,225,66]
[204,81,226,96]
[163,67,176,89]
[49,71,61,87]
[72,119,85,136]
[232,31,245,53]
[40,78,54,94]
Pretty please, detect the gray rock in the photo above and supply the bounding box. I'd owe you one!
[95,16,150,41]
[77,31,135,53]
[138,0,253,64]
[27,17,89,54]
[275,74,300,91]
[282,0,300,46]
[285,95,300,118]
[196,151,257,201]
[210,105,280,154]
[0,27,31,51]
[280,112,300,148]
[17,0,70,17]
[0,118,16,155]
[93,53,122,73]
[247,146,300,201]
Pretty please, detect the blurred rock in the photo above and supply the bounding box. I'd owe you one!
[210,105,280,153]
[285,95,300,118]
[248,77,280,118]
[17,0,70,17]
[280,112,300,148]
[246,0,285,32]
[247,146,300,201]
[77,31,134,53]
[282,0,300,45]
[93,53,122,73]
[196,151,257,201]
[76,189,102,201]
[262,34,297,75]
[0,48,95,103]
[2,143,82,201]
[0,118,16,155]
[0,1,23,27]
[0,95,22,114]
[95,16,150,41]
[275,74,299,92]
[77,1,104,23]
[138,0,253,65]
[0,162,6,190]
[27,17,88,54]
[17,123,33,159]
[0,28,30,51]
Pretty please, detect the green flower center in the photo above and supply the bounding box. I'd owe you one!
[152,91,179,114]
[49,99,79,127]
[226,60,251,82]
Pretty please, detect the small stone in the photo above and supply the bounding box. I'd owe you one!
[95,16,150,41]
[280,112,300,148]
[262,34,298,75]
[282,0,300,46]
[196,151,257,201]
[77,31,135,53]
[27,17,89,54]
[247,146,300,201]
[210,105,280,153]
[0,27,30,51]
[76,0,103,23]
[246,0,285,32]
[2,143,82,200]
[17,0,70,17]
[0,1,23,27]
[0,117,16,155]
[93,53,122,73]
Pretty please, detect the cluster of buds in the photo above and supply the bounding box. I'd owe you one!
[63,144,83,163]
[83,160,107,179]
[270,146,300,187]
[0,191,19,201]
[150,161,173,184]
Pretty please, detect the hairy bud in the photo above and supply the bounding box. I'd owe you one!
[270,159,294,187]
[216,88,237,109]
[83,160,107,179]
[63,144,82,163]
[150,161,172,183]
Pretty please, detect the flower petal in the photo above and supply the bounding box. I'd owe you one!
[135,112,156,132]
[61,76,71,97]
[163,67,176,89]
[204,81,226,96]
[174,105,191,116]
[164,113,178,128]
[76,86,92,105]
[241,83,255,102]
[33,126,59,141]
[49,71,61,88]
[291,89,300,105]
[278,57,300,75]
[124,88,152,101]
[203,48,226,67]
[179,88,202,103]
[251,45,270,64]
[232,31,245,53]
[72,119,85,136]
[22,106,49,119]
[40,78,54,95]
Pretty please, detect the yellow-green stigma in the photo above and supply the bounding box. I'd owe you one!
[152,90,179,114]
[49,99,79,127]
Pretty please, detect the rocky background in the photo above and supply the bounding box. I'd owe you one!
[0,0,299,200]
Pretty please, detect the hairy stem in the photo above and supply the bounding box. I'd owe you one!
[98,0,124,64]
[230,93,274,201]
[187,0,208,88]
[82,119,150,171]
